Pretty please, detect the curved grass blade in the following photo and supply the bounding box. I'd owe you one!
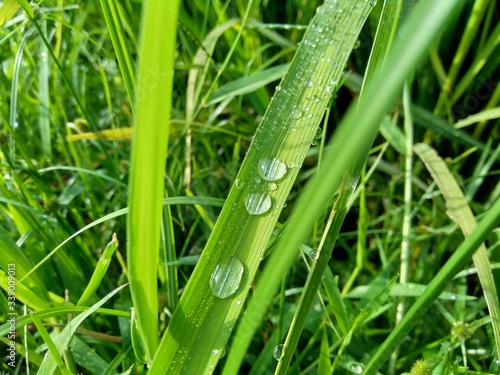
[18,196,224,285]
[205,63,290,106]
[36,284,128,375]
[414,142,500,360]
[77,233,119,306]
[226,1,467,374]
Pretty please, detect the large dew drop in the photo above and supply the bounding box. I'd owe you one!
[210,256,244,299]
[291,107,303,119]
[258,158,287,181]
[273,344,284,361]
[245,192,272,215]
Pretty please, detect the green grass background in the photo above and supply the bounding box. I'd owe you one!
[1,0,500,374]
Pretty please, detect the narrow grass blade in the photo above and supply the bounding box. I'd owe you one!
[150,2,376,374]
[0,306,130,337]
[19,196,223,286]
[37,283,128,375]
[126,0,180,362]
[434,0,491,114]
[275,175,357,375]
[414,142,500,360]
[98,0,136,109]
[77,233,119,306]
[206,63,290,106]
[318,327,331,375]
[227,0,467,373]
[38,20,51,160]
[32,313,72,375]
[362,195,500,374]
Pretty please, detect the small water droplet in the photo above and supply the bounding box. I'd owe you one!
[276,86,281,91]
[349,363,363,374]
[315,127,323,139]
[245,193,272,215]
[311,95,320,103]
[306,79,314,87]
[268,182,278,191]
[236,300,242,305]
[273,344,284,360]
[234,178,244,189]
[291,107,303,119]
[309,250,318,261]
[210,257,244,299]
[258,158,287,181]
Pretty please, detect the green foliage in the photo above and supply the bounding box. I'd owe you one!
[1,0,499,374]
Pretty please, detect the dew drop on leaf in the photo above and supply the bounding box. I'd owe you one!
[291,107,303,119]
[273,344,284,361]
[309,250,318,261]
[258,158,287,181]
[210,256,244,299]
[245,192,272,215]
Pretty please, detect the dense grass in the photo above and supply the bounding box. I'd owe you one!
[1,0,500,374]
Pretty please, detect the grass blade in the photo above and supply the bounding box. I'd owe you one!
[227,0,467,373]
[150,1,376,373]
[126,0,180,362]
[414,142,500,360]
[98,0,136,110]
[362,192,500,375]
[36,284,128,374]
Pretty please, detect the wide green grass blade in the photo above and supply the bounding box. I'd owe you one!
[150,1,375,374]
[227,0,467,373]
[414,142,500,360]
[126,0,180,362]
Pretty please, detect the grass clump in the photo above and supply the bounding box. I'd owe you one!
[1,0,500,374]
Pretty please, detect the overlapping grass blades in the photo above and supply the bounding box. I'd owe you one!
[225,0,470,373]
[150,1,376,373]
[414,143,500,359]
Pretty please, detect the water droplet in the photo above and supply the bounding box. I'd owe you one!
[273,344,284,360]
[210,257,244,299]
[306,79,314,87]
[236,300,242,305]
[245,193,272,215]
[291,107,303,119]
[234,178,244,189]
[268,182,278,191]
[213,347,226,358]
[275,86,281,91]
[315,127,323,139]
[311,95,320,103]
[349,363,363,374]
[258,158,287,181]
[309,250,318,261]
